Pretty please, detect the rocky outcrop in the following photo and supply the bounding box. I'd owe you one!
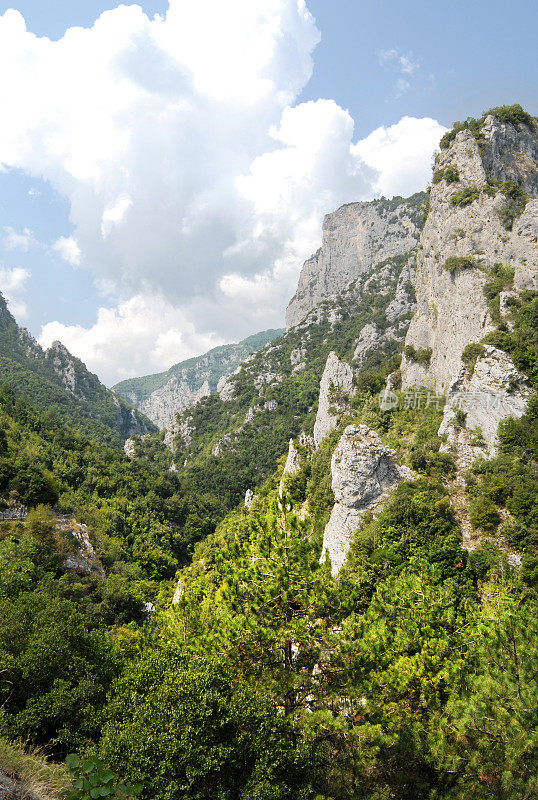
[279,435,315,496]
[321,425,414,574]
[439,346,530,454]
[58,517,99,575]
[313,352,355,445]
[402,115,538,395]
[138,378,210,430]
[283,439,302,478]
[286,193,424,328]
[0,293,152,444]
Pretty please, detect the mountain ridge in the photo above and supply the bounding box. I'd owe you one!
[0,293,154,445]
[113,329,284,429]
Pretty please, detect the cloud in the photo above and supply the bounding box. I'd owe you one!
[376,47,420,96]
[4,226,42,252]
[0,264,31,318]
[53,236,82,266]
[0,2,445,381]
[39,292,224,386]
[352,116,445,198]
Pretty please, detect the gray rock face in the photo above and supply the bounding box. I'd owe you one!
[353,323,381,365]
[286,193,425,328]
[48,340,79,395]
[439,346,530,454]
[402,116,538,395]
[313,352,355,446]
[321,425,413,574]
[137,378,211,430]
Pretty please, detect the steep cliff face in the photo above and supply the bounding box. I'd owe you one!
[0,294,152,444]
[313,352,355,445]
[114,329,282,429]
[402,113,538,394]
[286,192,425,328]
[321,425,414,574]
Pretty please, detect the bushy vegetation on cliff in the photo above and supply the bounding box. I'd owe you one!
[1,351,536,800]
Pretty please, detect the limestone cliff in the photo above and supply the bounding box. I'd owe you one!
[438,345,531,453]
[286,192,425,328]
[402,113,538,394]
[313,352,355,445]
[321,425,414,574]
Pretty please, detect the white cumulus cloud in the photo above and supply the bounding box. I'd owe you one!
[353,116,445,198]
[53,236,82,266]
[39,293,224,386]
[0,1,446,382]
[0,265,31,318]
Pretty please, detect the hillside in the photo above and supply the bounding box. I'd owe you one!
[156,216,422,508]
[0,105,536,800]
[113,329,283,429]
[0,294,153,446]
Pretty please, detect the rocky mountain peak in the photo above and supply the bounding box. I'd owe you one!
[285,192,425,329]
[401,107,538,395]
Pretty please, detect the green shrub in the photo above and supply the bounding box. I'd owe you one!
[483,263,515,323]
[489,104,536,129]
[63,754,141,800]
[450,186,480,207]
[469,496,501,532]
[461,343,485,375]
[443,256,477,273]
[497,180,529,230]
[433,165,460,184]
[453,407,466,428]
[421,190,431,221]
[404,345,432,366]
[439,105,535,151]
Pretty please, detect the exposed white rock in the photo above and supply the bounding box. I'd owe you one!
[244,406,258,423]
[286,194,424,328]
[124,437,136,458]
[313,352,355,446]
[264,399,278,411]
[321,425,414,574]
[279,434,316,497]
[212,434,233,457]
[290,347,306,366]
[353,323,381,365]
[402,117,538,394]
[49,341,79,395]
[58,518,99,575]
[138,377,210,430]
[283,439,301,477]
[218,375,236,401]
[439,346,530,454]
[254,371,284,389]
[164,416,194,451]
[385,257,417,323]
[244,489,255,508]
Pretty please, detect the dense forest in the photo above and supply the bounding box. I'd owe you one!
[1,302,536,799]
[0,109,537,800]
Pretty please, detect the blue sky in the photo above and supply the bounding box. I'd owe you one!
[0,0,535,384]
